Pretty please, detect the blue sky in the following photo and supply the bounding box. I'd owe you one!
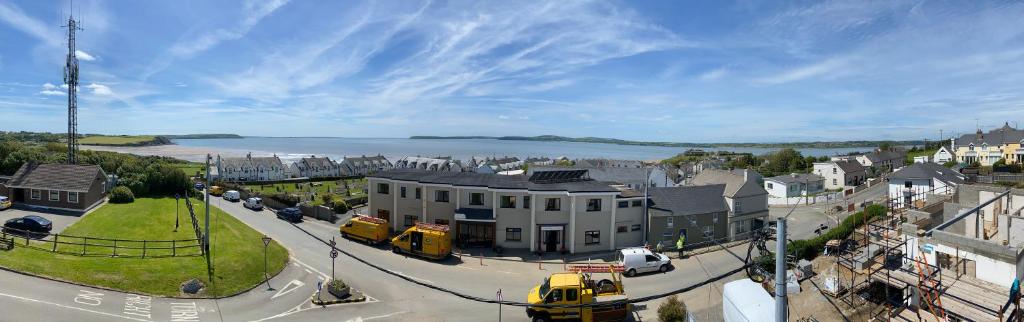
[1,0,1023,143]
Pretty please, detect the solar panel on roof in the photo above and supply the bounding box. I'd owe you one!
[529,169,590,183]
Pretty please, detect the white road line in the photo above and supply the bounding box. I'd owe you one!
[361,311,408,321]
[302,220,339,231]
[271,280,306,300]
[290,256,329,280]
[0,291,151,322]
[304,269,312,274]
[393,271,434,284]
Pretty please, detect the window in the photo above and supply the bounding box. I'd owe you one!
[703,226,713,238]
[631,200,642,207]
[767,183,774,189]
[435,190,449,202]
[68,192,79,203]
[832,168,837,174]
[49,190,59,201]
[617,201,629,208]
[505,228,522,241]
[434,219,449,226]
[586,199,601,212]
[565,288,578,302]
[404,215,418,227]
[735,220,748,234]
[584,231,600,245]
[500,196,516,208]
[666,217,674,228]
[631,224,641,231]
[415,188,421,199]
[524,196,531,209]
[832,178,837,185]
[662,232,673,241]
[377,183,389,194]
[545,198,561,211]
[546,289,563,303]
[617,225,628,233]
[30,189,40,200]
[904,181,913,188]
[400,187,407,198]
[735,200,743,213]
[470,193,484,205]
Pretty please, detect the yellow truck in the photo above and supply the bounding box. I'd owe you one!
[209,185,224,196]
[391,222,451,260]
[340,215,389,244]
[526,264,631,322]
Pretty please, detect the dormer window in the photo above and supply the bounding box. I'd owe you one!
[969,143,975,151]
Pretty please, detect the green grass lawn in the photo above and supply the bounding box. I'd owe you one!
[0,198,288,297]
[173,162,208,178]
[245,178,366,197]
[79,135,157,145]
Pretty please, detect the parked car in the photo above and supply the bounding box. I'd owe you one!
[0,196,11,210]
[3,215,53,236]
[209,185,224,196]
[276,207,303,222]
[194,182,205,190]
[243,197,263,210]
[617,247,671,277]
[223,190,241,202]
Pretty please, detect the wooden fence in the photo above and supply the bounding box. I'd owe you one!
[0,228,202,258]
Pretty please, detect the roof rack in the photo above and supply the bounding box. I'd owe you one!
[416,222,450,232]
[354,215,388,225]
[566,264,624,273]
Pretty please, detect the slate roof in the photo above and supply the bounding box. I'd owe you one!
[835,160,865,173]
[344,155,391,167]
[6,162,105,193]
[953,123,1024,147]
[889,162,965,185]
[862,150,904,163]
[576,159,643,168]
[299,156,335,169]
[394,156,459,170]
[648,184,729,217]
[250,156,284,170]
[689,169,767,198]
[369,169,622,193]
[766,173,824,184]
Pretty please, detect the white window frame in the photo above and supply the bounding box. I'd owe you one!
[49,190,60,201]
[666,217,674,228]
[30,189,41,200]
[68,191,79,203]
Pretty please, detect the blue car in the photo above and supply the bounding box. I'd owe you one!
[276,207,303,223]
[194,182,205,190]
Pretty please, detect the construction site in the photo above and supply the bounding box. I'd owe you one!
[796,184,1024,321]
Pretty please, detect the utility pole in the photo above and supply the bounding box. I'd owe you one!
[642,166,650,244]
[204,154,211,269]
[775,218,787,322]
[62,8,82,164]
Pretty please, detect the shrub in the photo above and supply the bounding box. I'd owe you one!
[787,204,886,260]
[330,198,350,214]
[109,186,135,203]
[657,295,688,322]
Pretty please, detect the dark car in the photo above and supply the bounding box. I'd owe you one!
[3,215,53,237]
[194,182,205,190]
[276,207,303,223]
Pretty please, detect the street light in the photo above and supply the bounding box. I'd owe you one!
[262,235,273,291]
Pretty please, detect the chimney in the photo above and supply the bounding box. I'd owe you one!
[743,169,749,182]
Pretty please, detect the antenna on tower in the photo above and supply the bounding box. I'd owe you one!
[62,0,83,164]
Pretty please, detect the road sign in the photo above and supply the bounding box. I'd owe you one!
[496,289,502,301]
[175,194,180,200]
[317,281,323,291]
[329,239,337,247]
[330,249,338,259]
[262,236,272,247]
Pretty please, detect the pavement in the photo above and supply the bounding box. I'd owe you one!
[770,182,887,240]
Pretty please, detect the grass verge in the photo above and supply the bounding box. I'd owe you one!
[0,197,288,297]
[79,135,158,145]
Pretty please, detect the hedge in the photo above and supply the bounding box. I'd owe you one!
[788,204,886,260]
[109,186,136,203]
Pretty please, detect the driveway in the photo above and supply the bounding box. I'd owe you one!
[0,207,87,234]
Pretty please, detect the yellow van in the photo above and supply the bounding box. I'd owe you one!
[209,185,224,196]
[340,216,389,244]
[391,222,451,260]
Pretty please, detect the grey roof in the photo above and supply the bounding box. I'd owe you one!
[690,169,767,198]
[249,156,284,170]
[6,162,105,193]
[220,157,252,170]
[299,156,334,169]
[890,162,965,185]
[835,160,865,173]
[766,173,824,184]
[529,166,648,185]
[648,184,729,217]
[576,159,643,168]
[369,169,622,193]
[954,122,1024,146]
[862,150,904,163]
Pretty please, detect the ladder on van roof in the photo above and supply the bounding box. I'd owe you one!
[416,222,450,232]
[355,215,388,225]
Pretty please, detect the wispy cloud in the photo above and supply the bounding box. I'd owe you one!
[75,50,96,61]
[170,0,291,58]
[38,83,65,96]
[0,2,58,46]
[756,57,848,84]
[86,83,114,96]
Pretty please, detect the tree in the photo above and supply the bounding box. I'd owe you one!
[657,295,688,322]
[878,141,893,151]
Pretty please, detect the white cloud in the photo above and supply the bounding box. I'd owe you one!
[0,2,60,47]
[170,0,290,57]
[756,57,848,84]
[698,68,727,82]
[38,83,65,96]
[75,50,96,61]
[86,83,114,96]
[520,79,575,92]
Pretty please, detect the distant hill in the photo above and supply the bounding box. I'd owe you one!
[410,135,925,149]
[161,134,243,139]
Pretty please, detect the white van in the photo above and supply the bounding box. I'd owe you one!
[223,190,241,202]
[617,247,671,277]
[243,197,263,210]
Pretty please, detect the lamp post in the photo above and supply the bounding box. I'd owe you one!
[174,193,180,232]
[262,236,273,291]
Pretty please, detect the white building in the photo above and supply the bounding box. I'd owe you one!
[340,155,392,176]
[933,146,954,164]
[393,156,463,172]
[887,162,964,209]
[216,153,287,182]
[813,160,866,190]
[288,155,342,178]
[763,173,825,198]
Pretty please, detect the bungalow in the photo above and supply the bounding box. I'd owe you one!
[2,162,109,212]
[887,162,964,209]
[340,155,392,176]
[288,155,342,178]
[216,153,287,182]
[813,160,866,190]
[648,184,730,247]
[763,173,825,198]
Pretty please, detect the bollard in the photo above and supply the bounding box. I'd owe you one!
[479,253,484,266]
[563,257,567,271]
[538,255,543,270]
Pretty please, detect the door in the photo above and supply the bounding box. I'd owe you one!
[411,231,424,252]
[545,230,559,252]
[644,254,661,273]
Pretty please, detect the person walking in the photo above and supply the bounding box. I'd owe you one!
[655,241,664,254]
[676,234,686,258]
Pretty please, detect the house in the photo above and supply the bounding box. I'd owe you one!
[855,149,907,172]
[527,166,672,190]
[952,122,1024,166]
[288,155,341,178]
[813,160,866,190]
[367,169,645,254]
[393,156,463,172]
[2,162,109,212]
[933,146,954,164]
[913,156,930,163]
[524,157,554,166]
[887,162,964,209]
[576,159,643,168]
[469,156,523,173]
[689,169,769,241]
[647,184,730,247]
[340,155,392,176]
[216,153,287,182]
[763,173,825,198]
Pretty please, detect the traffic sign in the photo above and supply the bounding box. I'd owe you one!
[330,249,338,259]
[262,236,272,247]
[329,239,337,247]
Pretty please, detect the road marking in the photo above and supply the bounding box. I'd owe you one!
[170,302,200,322]
[74,289,104,306]
[123,294,152,319]
[302,220,339,231]
[304,268,313,274]
[393,271,433,284]
[271,280,306,300]
[290,256,329,280]
[0,291,149,322]
[354,311,408,321]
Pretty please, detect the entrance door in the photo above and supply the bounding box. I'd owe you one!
[545,230,559,252]
[411,231,424,252]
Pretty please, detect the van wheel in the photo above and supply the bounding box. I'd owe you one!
[341,233,348,239]
[659,264,668,273]
[532,315,549,322]
[626,269,637,277]
[392,246,401,254]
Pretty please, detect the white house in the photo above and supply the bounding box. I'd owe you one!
[813,160,866,190]
[470,156,523,173]
[887,162,964,209]
[933,146,954,164]
[763,173,825,198]
[913,156,930,164]
[288,155,341,178]
[216,153,287,182]
[340,155,392,176]
[393,156,463,172]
